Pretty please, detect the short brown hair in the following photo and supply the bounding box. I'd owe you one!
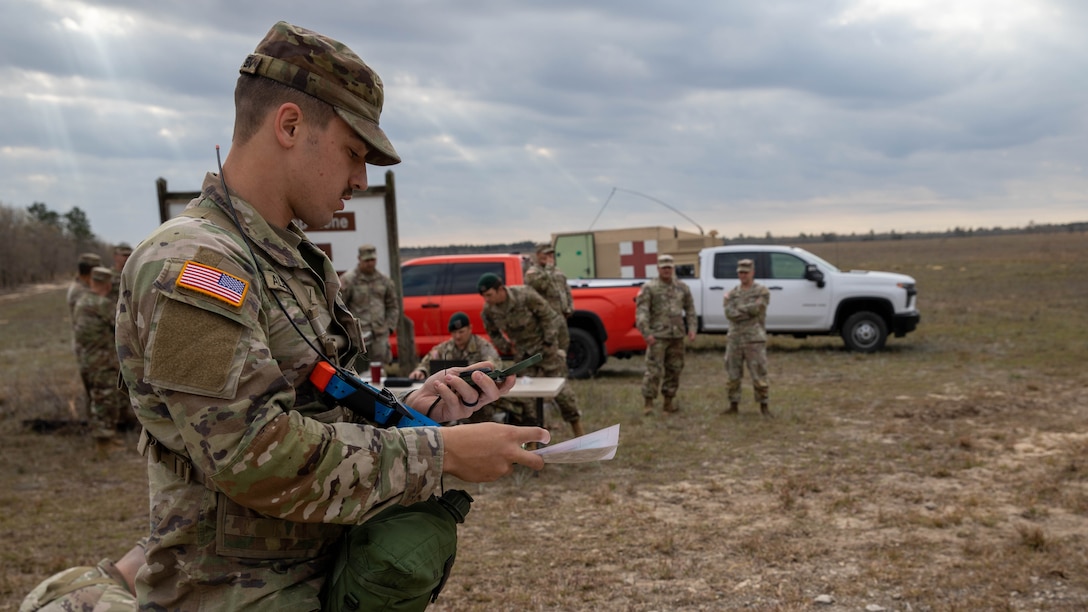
[233,75,337,145]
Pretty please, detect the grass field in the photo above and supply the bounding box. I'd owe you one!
[2,232,1087,610]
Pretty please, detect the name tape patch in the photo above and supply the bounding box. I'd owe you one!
[176,261,249,308]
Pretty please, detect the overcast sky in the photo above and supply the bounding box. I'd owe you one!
[2,0,1086,247]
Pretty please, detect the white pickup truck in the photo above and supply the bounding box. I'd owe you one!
[683,244,920,352]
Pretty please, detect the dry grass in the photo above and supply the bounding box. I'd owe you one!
[2,232,1088,610]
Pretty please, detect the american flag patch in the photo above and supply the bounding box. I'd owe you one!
[176,261,249,308]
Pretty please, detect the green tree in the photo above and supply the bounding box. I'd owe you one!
[26,202,60,226]
[63,207,95,241]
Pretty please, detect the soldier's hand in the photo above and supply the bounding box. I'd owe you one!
[442,422,551,480]
[405,361,515,422]
[556,349,567,359]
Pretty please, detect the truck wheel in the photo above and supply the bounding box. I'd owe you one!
[841,311,888,352]
[566,327,600,379]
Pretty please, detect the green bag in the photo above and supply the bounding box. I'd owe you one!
[323,489,473,612]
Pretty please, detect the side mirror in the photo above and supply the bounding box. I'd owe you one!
[805,264,826,288]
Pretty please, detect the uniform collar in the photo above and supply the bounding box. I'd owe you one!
[197,172,309,269]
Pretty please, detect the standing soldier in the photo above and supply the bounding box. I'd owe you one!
[72,267,131,459]
[66,252,102,318]
[723,258,772,416]
[109,243,133,301]
[524,243,572,351]
[478,273,585,437]
[635,254,696,415]
[67,252,102,417]
[340,244,400,366]
[408,312,534,425]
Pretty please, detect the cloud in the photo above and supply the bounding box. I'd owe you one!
[0,0,1085,247]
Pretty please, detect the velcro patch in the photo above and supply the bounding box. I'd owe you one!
[176,261,249,308]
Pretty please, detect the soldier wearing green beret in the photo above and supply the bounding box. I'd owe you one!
[409,312,535,425]
[478,273,585,437]
[115,22,548,610]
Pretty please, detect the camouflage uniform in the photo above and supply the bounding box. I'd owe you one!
[524,261,572,350]
[19,559,135,612]
[481,285,581,425]
[339,266,399,364]
[413,334,533,424]
[635,276,696,400]
[115,174,443,610]
[66,277,93,319]
[724,283,771,403]
[72,289,133,438]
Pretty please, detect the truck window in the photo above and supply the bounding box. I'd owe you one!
[712,252,756,279]
[769,253,807,280]
[448,262,506,295]
[401,263,445,297]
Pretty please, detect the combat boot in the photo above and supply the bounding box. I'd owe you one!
[642,397,654,415]
[724,401,739,415]
[663,396,678,413]
[760,403,772,418]
[570,419,585,438]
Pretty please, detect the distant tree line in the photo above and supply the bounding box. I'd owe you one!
[0,200,111,291]
[401,240,539,260]
[400,222,1087,257]
[730,221,1088,246]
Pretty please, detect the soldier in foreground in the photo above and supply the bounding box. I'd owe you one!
[72,266,132,459]
[723,258,772,416]
[116,22,547,610]
[524,243,572,351]
[339,243,399,366]
[478,273,585,436]
[635,254,697,414]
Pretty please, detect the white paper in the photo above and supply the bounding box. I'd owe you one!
[531,424,619,463]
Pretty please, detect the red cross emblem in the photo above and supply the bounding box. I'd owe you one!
[619,240,658,277]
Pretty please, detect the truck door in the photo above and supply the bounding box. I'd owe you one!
[764,252,828,329]
[400,262,448,353]
[440,261,506,341]
[699,251,753,331]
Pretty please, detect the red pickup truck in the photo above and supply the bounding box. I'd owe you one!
[392,253,645,378]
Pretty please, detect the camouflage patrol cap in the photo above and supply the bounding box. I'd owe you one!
[657,254,675,267]
[241,21,400,166]
[78,252,102,266]
[113,242,133,255]
[448,311,471,331]
[535,243,555,255]
[358,244,378,260]
[737,258,754,272]
[477,272,504,293]
[90,266,114,282]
